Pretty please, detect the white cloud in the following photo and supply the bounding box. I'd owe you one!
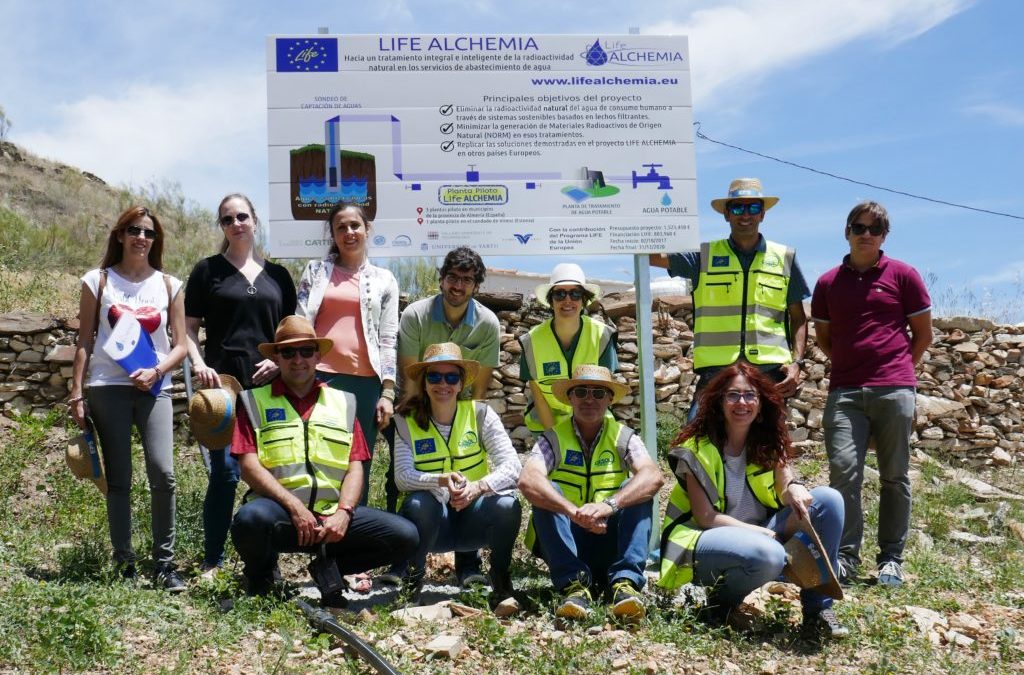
[963,103,1024,127]
[646,0,974,108]
[973,262,1024,286]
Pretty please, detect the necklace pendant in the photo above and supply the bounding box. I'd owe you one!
[246,284,257,296]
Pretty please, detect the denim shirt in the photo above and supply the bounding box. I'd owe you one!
[296,254,399,383]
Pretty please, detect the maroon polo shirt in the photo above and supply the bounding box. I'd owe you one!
[811,252,931,390]
[231,378,370,461]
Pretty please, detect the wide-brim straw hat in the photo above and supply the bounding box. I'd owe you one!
[188,374,243,450]
[551,364,630,406]
[404,342,480,388]
[710,177,780,214]
[257,315,333,359]
[782,519,844,600]
[535,263,601,308]
[66,432,107,495]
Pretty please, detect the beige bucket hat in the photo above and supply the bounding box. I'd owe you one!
[551,364,630,406]
[404,342,480,388]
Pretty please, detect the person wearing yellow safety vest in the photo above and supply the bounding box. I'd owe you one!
[651,178,809,422]
[657,362,849,638]
[518,365,663,623]
[229,316,418,607]
[519,263,618,432]
[379,343,522,612]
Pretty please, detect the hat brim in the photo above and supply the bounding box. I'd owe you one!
[535,282,602,308]
[188,375,243,450]
[711,196,780,214]
[551,376,629,406]
[257,336,334,360]
[66,435,108,494]
[783,520,843,600]
[405,358,480,389]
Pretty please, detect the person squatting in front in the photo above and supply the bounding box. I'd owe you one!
[657,362,849,638]
[518,365,664,623]
[228,316,417,606]
[383,343,522,611]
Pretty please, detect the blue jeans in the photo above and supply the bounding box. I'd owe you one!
[824,386,915,568]
[692,486,844,613]
[393,490,522,577]
[532,484,652,591]
[202,448,240,567]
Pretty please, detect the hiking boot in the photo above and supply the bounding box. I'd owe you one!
[877,560,905,587]
[321,590,349,609]
[610,579,645,622]
[555,579,592,620]
[802,607,850,639]
[155,565,186,593]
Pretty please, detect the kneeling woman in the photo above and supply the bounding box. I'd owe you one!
[658,362,849,637]
[386,343,522,607]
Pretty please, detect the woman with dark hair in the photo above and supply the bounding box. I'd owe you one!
[184,193,296,576]
[383,343,521,610]
[657,362,849,638]
[69,205,188,590]
[519,262,617,432]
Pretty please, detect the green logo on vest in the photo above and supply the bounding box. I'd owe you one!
[595,450,616,467]
[459,431,478,449]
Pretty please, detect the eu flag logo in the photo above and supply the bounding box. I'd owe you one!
[711,255,730,267]
[276,38,339,72]
[266,408,286,422]
[415,439,436,456]
[565,450,584,467]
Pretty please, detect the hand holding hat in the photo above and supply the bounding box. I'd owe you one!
[188,374,242,450]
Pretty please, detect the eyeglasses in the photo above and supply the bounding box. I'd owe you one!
[551,288,585,302]
[443,273,476,287]
[726,202,764,216]
[125,225,157,240]
[426,371,462,385]
[849,222,886,236]
[219,212,251,227]
[724,391,759,404]
[569,386,610,401]
[277,345,317,359]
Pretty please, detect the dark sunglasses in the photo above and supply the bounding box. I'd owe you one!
[551,288,584,302]
[219,212,251,227]
[125,224,157,240]
[849,222,886,236]
[277,345,317,359]
[569,386,609,400]
[426,371,462,385]
[727,202,764,216]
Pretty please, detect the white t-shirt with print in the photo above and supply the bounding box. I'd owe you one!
[81,268,182,390]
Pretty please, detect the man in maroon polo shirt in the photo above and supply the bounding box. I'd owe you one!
[811,201,931,587]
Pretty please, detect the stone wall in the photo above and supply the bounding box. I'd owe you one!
[1,302,1021,467]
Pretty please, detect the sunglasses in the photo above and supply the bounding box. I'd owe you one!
[125,224,157,240]
[551,288,584,302]
[277,345,317,359]
[569,386,610,400]
[426,371,462,385]
[443,273,476,287]
[725,391,759,404]
[849,222,886,236]
[726,202,764,216]
[219,212,251,227]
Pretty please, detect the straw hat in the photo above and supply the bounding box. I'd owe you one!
[534,263,601,308]
[66,432,107,495]
[257,315,333,359]
[782,520,844,600]
[404,342,480,388]
[710,177,780,214]
[551,364,631,406]
[188,374,243,450]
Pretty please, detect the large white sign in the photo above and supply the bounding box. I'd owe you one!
[266,34,698,258]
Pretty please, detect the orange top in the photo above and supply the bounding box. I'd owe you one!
[313,265,374,376]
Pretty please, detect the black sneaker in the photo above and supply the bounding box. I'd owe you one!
[610,579,645,622]
[802,608,850,639]
[555,579,592,620]
[154,565,186,593]
[837,560,857,587]
[244,571,276,597]
[321,590,349,609]
[116,562,137,580]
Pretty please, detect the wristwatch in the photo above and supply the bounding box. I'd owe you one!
[603,496,620,515]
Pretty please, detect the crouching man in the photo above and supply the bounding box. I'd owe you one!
[518,365,664,622]
[230,316,418,605]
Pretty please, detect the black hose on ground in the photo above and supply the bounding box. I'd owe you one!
[293,598,402,675]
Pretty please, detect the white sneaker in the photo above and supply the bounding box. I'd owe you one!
[877,560,904,587]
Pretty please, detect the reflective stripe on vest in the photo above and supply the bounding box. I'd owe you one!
[692,238,794,369]
[521,315,613,431]
[393,400,490,508]
[240,385,356,516]
[524,416,632,551]
[657,436,781,589]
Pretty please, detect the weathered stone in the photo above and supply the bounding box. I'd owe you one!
[0,312,60,335]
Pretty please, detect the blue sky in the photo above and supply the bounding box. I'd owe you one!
[2,0,1021,319]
